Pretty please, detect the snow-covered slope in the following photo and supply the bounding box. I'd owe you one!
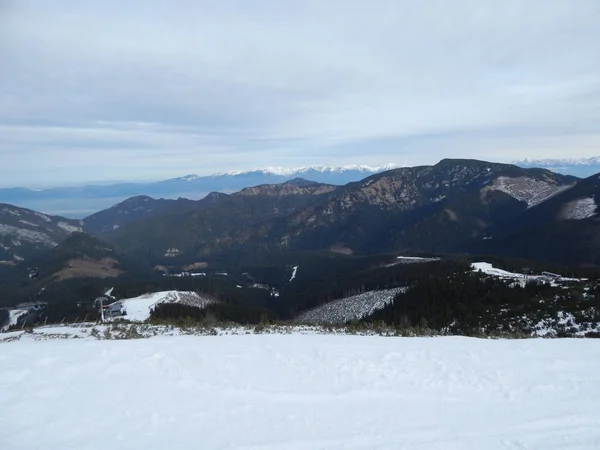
[0,309,29,331]
[296,288,404,324]
[559,197,597,220]
[1,334,599,450]
[118,291,216,321]
[471,262,525,280]
[489,176,573,207]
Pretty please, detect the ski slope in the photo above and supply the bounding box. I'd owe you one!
[471,262,525,280]
[118,291,216,321]
[1,334,599,450]
[1,309,28,331]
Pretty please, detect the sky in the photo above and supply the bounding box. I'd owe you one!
[1,0,600,187]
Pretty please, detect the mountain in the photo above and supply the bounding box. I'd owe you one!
[82,179,333,235]
[102,178,339,265]
[83,194,225,235]
[0,204,83,265]
[516,157,600,178]
[0,165,399,218]
[478,172,600,265]
[104,159,577,264]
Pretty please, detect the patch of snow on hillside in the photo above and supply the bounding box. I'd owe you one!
[490,176,572,207]
[1,309,28,331]
[471,262,524,280]
[56,221,83,233]
[533,311,600,337]
[0,224,57,246]
[33,211,51,222]
[289,265,299,282]
[297,288,404,324]
[18,220,39,227]
[396,256,440,263]
[1,207,21,216]
[2,335,600,450]
[119,291,216,322]
[560,197,597,220]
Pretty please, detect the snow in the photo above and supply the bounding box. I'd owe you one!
[490,176,573,207]
[560,197,597,220]
[118,291,217,322]
[0,224,58,246]
[471,262,525,280]
[213,164,400,177]
[56,221,83,233]
[532,311,600,337]
[1,309,28,331]
[1,335,599,450]
[296,288,404,324]
[517,156,600,167]
[289,265,299,282]
[396,256,440,263]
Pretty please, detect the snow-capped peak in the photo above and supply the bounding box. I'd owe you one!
[212,164,401,177]
[516,157,600,167]
[180,174,201,182]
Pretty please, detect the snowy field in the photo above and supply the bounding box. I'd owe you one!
[1,334,599,450]
[115,290,217,321]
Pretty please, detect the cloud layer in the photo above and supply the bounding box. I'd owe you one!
[2,0,600,187]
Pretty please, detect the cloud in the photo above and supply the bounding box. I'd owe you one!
[1,0,600,186]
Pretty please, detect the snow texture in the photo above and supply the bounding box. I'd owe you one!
[471,262,525,280]
[560,197,597,220]
[56,221,83,233]
[118,290,216,321]
[1,309,28,331]
[1,334,600,450]
[214,164,400,177]
[289,265,299,282]
[0,224,58,246]
[296,288,404,324]
[490,176,572,207]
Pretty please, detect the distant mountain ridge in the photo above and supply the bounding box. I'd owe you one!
[515,157,600,178]
[102,159,579,264]
[0,164,401,218]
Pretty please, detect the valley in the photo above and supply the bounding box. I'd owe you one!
[1,158,600,339]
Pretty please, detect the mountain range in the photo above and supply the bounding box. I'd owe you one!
[87,159,587,265]
[515,157,600,178]
[4,158,600,289]
[0,165,399,218]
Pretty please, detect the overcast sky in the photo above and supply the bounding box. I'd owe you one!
[2,1,600,187]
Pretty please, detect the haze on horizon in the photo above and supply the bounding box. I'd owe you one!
[2,1,600,188]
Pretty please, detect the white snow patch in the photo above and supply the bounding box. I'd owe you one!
[0,224,57,246]
[471,262,525,280]
[396,256,440,263]
[18,219,39,227]
[560,197,597,220]
[1,309,28,331]
[289,265,299,282]
[1,335,599,449]
[297,288,404,324]
[56,221,83,233]
[490,176,572,207]
[119,291,216,322]
[33,211,51,222]
[1,207,21,217]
